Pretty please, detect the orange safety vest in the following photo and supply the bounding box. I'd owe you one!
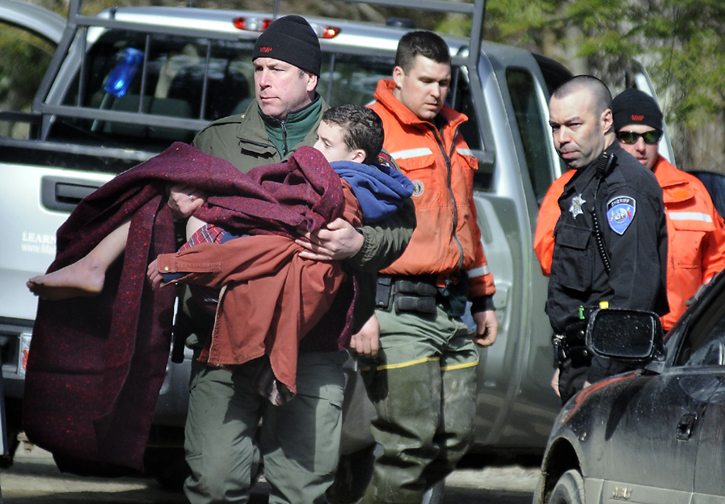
[369,79,495,299]
[533,170,575,277]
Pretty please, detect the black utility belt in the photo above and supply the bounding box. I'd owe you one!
[375,275,439,314]
[375,274,470,317]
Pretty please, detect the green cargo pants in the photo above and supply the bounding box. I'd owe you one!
[183,350,347,504]
[360,305,479,504]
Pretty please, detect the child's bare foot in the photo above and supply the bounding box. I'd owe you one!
[27,257,107,300]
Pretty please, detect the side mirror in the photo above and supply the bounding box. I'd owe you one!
[585,308,663,362]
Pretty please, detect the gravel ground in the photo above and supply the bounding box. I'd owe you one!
[0,444,540,504]
[444,465,539,504]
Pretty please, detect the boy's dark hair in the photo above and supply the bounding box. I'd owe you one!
[395,30,451,73]
[322,105,384,165]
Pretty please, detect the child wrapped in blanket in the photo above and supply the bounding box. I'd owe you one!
[27,104,414,403]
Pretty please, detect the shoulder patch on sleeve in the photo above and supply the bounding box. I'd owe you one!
[607,196,636,235]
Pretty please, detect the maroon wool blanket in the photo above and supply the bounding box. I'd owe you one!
[23,143,345,474]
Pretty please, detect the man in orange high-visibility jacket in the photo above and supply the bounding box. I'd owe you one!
[356,30,498,504]
[535,88,725,333]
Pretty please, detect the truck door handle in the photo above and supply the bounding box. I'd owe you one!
[41,176,103,212]
[676,412,698,440]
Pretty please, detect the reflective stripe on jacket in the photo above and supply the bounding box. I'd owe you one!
[369,79,495,299]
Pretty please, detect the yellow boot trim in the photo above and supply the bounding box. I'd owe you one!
[359,356,440,372]
[440,360,479,371]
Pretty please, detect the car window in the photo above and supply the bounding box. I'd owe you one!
[0,20,57,139]
[690,171,725,220]
[686,336,725,367]
[319,52,391,108]
[320,55,483,156]
[451,69,484,150]
[52,32,255,149]
[47,25,486,176]
[675,285,725,367]
[505,68,552,204]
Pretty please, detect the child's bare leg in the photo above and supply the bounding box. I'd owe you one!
[27,220,131,300]
[186,215,207,240]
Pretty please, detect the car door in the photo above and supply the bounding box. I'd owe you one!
[623,274,725,504]
[692,374,725,503]
[596,369,712,504]
[590,287,725,503]
[675,285,725,502]
[0,0,67,458]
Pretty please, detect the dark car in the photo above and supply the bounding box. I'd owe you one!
[534,269,725,504]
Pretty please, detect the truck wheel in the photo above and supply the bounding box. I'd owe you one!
[0,400,23,468]
[549,469,585,504]
[0,428,20,468]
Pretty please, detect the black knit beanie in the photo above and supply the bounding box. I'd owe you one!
[253,15,321,76]
[612,88,663,132]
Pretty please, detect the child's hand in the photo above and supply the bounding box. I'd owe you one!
[147,259,165,290]
[167,184,206,218]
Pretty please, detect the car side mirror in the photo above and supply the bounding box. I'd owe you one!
[585,308,663,362]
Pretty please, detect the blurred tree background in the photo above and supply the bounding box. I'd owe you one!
[483,0,725,172]
[4,0,725,171]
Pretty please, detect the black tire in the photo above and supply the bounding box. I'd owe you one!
[0,399,23,469]
[549,469,585,504]
[0,428,20,469]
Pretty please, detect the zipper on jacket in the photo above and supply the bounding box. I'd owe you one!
[426,121,465,271]
[281,119,288,156]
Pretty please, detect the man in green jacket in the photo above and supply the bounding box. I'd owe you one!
[170,15,416,504]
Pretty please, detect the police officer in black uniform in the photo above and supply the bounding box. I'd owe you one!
[546,76,669,403]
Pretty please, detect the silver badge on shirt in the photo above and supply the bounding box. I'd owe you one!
[569,194,586,219]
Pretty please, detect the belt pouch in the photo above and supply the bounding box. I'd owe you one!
[375,275,394,310]
[439,275,469,318]
[396,279,438,297]
[395,295,437,314]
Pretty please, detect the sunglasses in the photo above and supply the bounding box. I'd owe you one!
[616,130,663,145]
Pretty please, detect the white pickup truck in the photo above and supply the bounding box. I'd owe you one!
[0,0,671,497]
